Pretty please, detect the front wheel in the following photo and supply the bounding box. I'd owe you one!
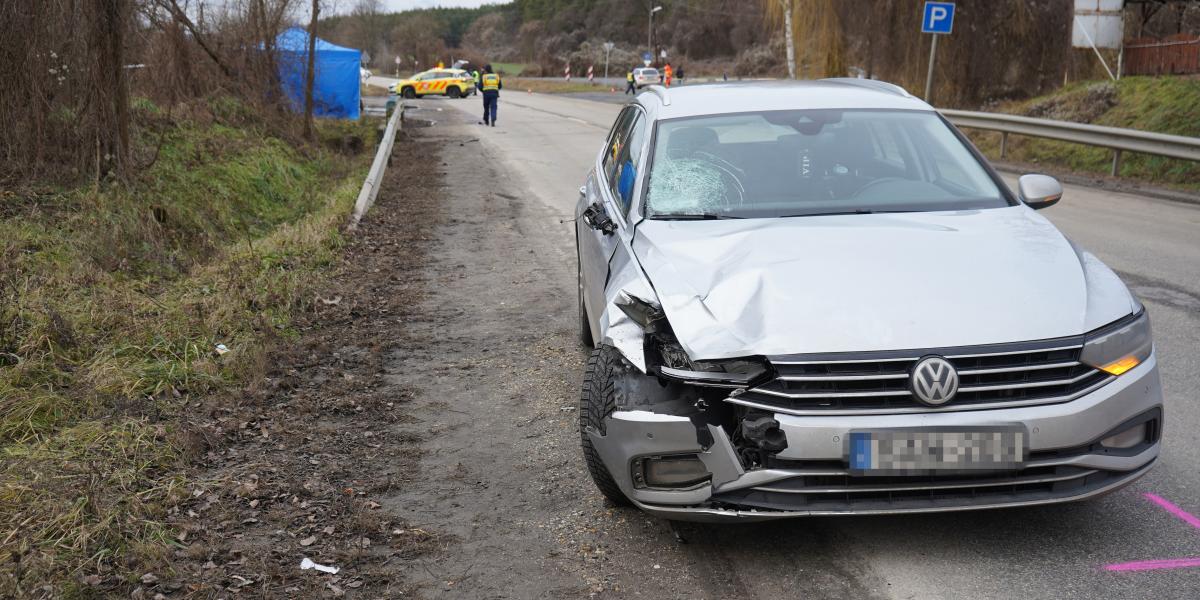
[401,87,416,99]
[447,86,461,98]
[579,346,632,506]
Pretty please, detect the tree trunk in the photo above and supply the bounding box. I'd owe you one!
[303,0,319,141]
[90,0,131,179]
[781,0,796,79]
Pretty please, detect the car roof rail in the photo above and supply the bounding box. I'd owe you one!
[821,77,913,98]
[644,84,671,106]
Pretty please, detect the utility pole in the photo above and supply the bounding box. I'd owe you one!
[648,5,662,65]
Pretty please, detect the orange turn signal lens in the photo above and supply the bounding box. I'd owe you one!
[1099,355,1141,376]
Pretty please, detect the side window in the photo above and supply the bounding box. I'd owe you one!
[609,112,647,214]
[602,108,637,183]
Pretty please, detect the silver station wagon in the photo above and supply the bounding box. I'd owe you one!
[574,80,1162,522]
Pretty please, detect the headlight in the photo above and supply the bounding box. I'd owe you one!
[1081,310,1152,376]
[655,340,768,386]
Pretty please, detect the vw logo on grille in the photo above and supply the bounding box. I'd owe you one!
[910,356,959,406]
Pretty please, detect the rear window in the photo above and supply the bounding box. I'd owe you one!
[638,69,658,76]
[644,109,1009,219]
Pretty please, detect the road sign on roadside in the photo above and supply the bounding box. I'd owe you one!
[921,2,955,103]
[642,51,652,67]
[922,1,955,34]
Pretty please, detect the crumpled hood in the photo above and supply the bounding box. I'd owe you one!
[632,206,1136,360]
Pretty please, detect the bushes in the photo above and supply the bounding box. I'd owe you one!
[0,97,372,596]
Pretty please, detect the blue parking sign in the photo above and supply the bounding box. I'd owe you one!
[922,1,955,34]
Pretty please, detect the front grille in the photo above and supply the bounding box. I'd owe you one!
[709,464,1138,513]
[705,412,1160,514]
[730,339,1113,415]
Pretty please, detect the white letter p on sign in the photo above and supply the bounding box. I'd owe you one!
[930,6,947,27]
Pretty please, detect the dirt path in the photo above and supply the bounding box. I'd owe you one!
[164,131,446,598]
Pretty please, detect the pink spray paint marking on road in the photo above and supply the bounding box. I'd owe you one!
[1105,558,1200,572]
[1143,493,1200,531]
[1103,493,1200,573]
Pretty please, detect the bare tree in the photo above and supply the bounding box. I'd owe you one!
[88,0,132,179]
[303,0,319,140]
[351,0,382,62]
[765,0,797,78]
[765,0,844,79]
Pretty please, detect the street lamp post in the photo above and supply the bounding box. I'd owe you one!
[648,5,662,65]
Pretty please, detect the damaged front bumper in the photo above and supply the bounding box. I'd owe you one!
[586,357,1162,523]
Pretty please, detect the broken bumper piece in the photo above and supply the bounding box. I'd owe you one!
[588,374,1160,522]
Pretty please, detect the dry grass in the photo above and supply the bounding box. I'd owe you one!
[0,96,373,598]
[966,76,1200,190]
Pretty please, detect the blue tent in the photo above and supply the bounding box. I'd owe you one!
[276,27,361,119]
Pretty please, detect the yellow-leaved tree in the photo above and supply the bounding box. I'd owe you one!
[764,0,845,79]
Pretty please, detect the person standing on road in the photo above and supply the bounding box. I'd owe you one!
[625,70,636,95]
[676,64,685,86]
[663,63,673,87]
[478,64,502,127]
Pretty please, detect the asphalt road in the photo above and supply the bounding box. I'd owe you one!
[404,90,1200,599]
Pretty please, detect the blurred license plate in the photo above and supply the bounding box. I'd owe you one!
[848,428,1026,474]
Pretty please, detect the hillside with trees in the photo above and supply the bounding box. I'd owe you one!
[326,0,1200,107]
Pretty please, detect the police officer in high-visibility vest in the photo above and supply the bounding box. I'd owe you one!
[478,64,502,127]
[625,70,635,95]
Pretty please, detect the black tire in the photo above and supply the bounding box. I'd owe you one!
[580,345,632,506]
[577,259,594,348]
[401,87,416,99]
[447,86,461,98]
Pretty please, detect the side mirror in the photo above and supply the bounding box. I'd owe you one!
[1018,174,1063,210]
[581,202,617,235]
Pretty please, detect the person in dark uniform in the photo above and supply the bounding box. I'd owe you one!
[625,70,636,95]
[478,64,502,127]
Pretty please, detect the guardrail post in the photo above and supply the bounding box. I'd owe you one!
[1000,132,1009,159]
[1111,149,1122,177]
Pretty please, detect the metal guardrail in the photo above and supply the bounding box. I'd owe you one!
[941,109,1200,176]
[350,103,403,229]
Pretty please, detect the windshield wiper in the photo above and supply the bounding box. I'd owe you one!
[781,209,915,218]
[652,213,744,220]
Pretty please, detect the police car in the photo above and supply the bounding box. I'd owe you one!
[389,68,476,99]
